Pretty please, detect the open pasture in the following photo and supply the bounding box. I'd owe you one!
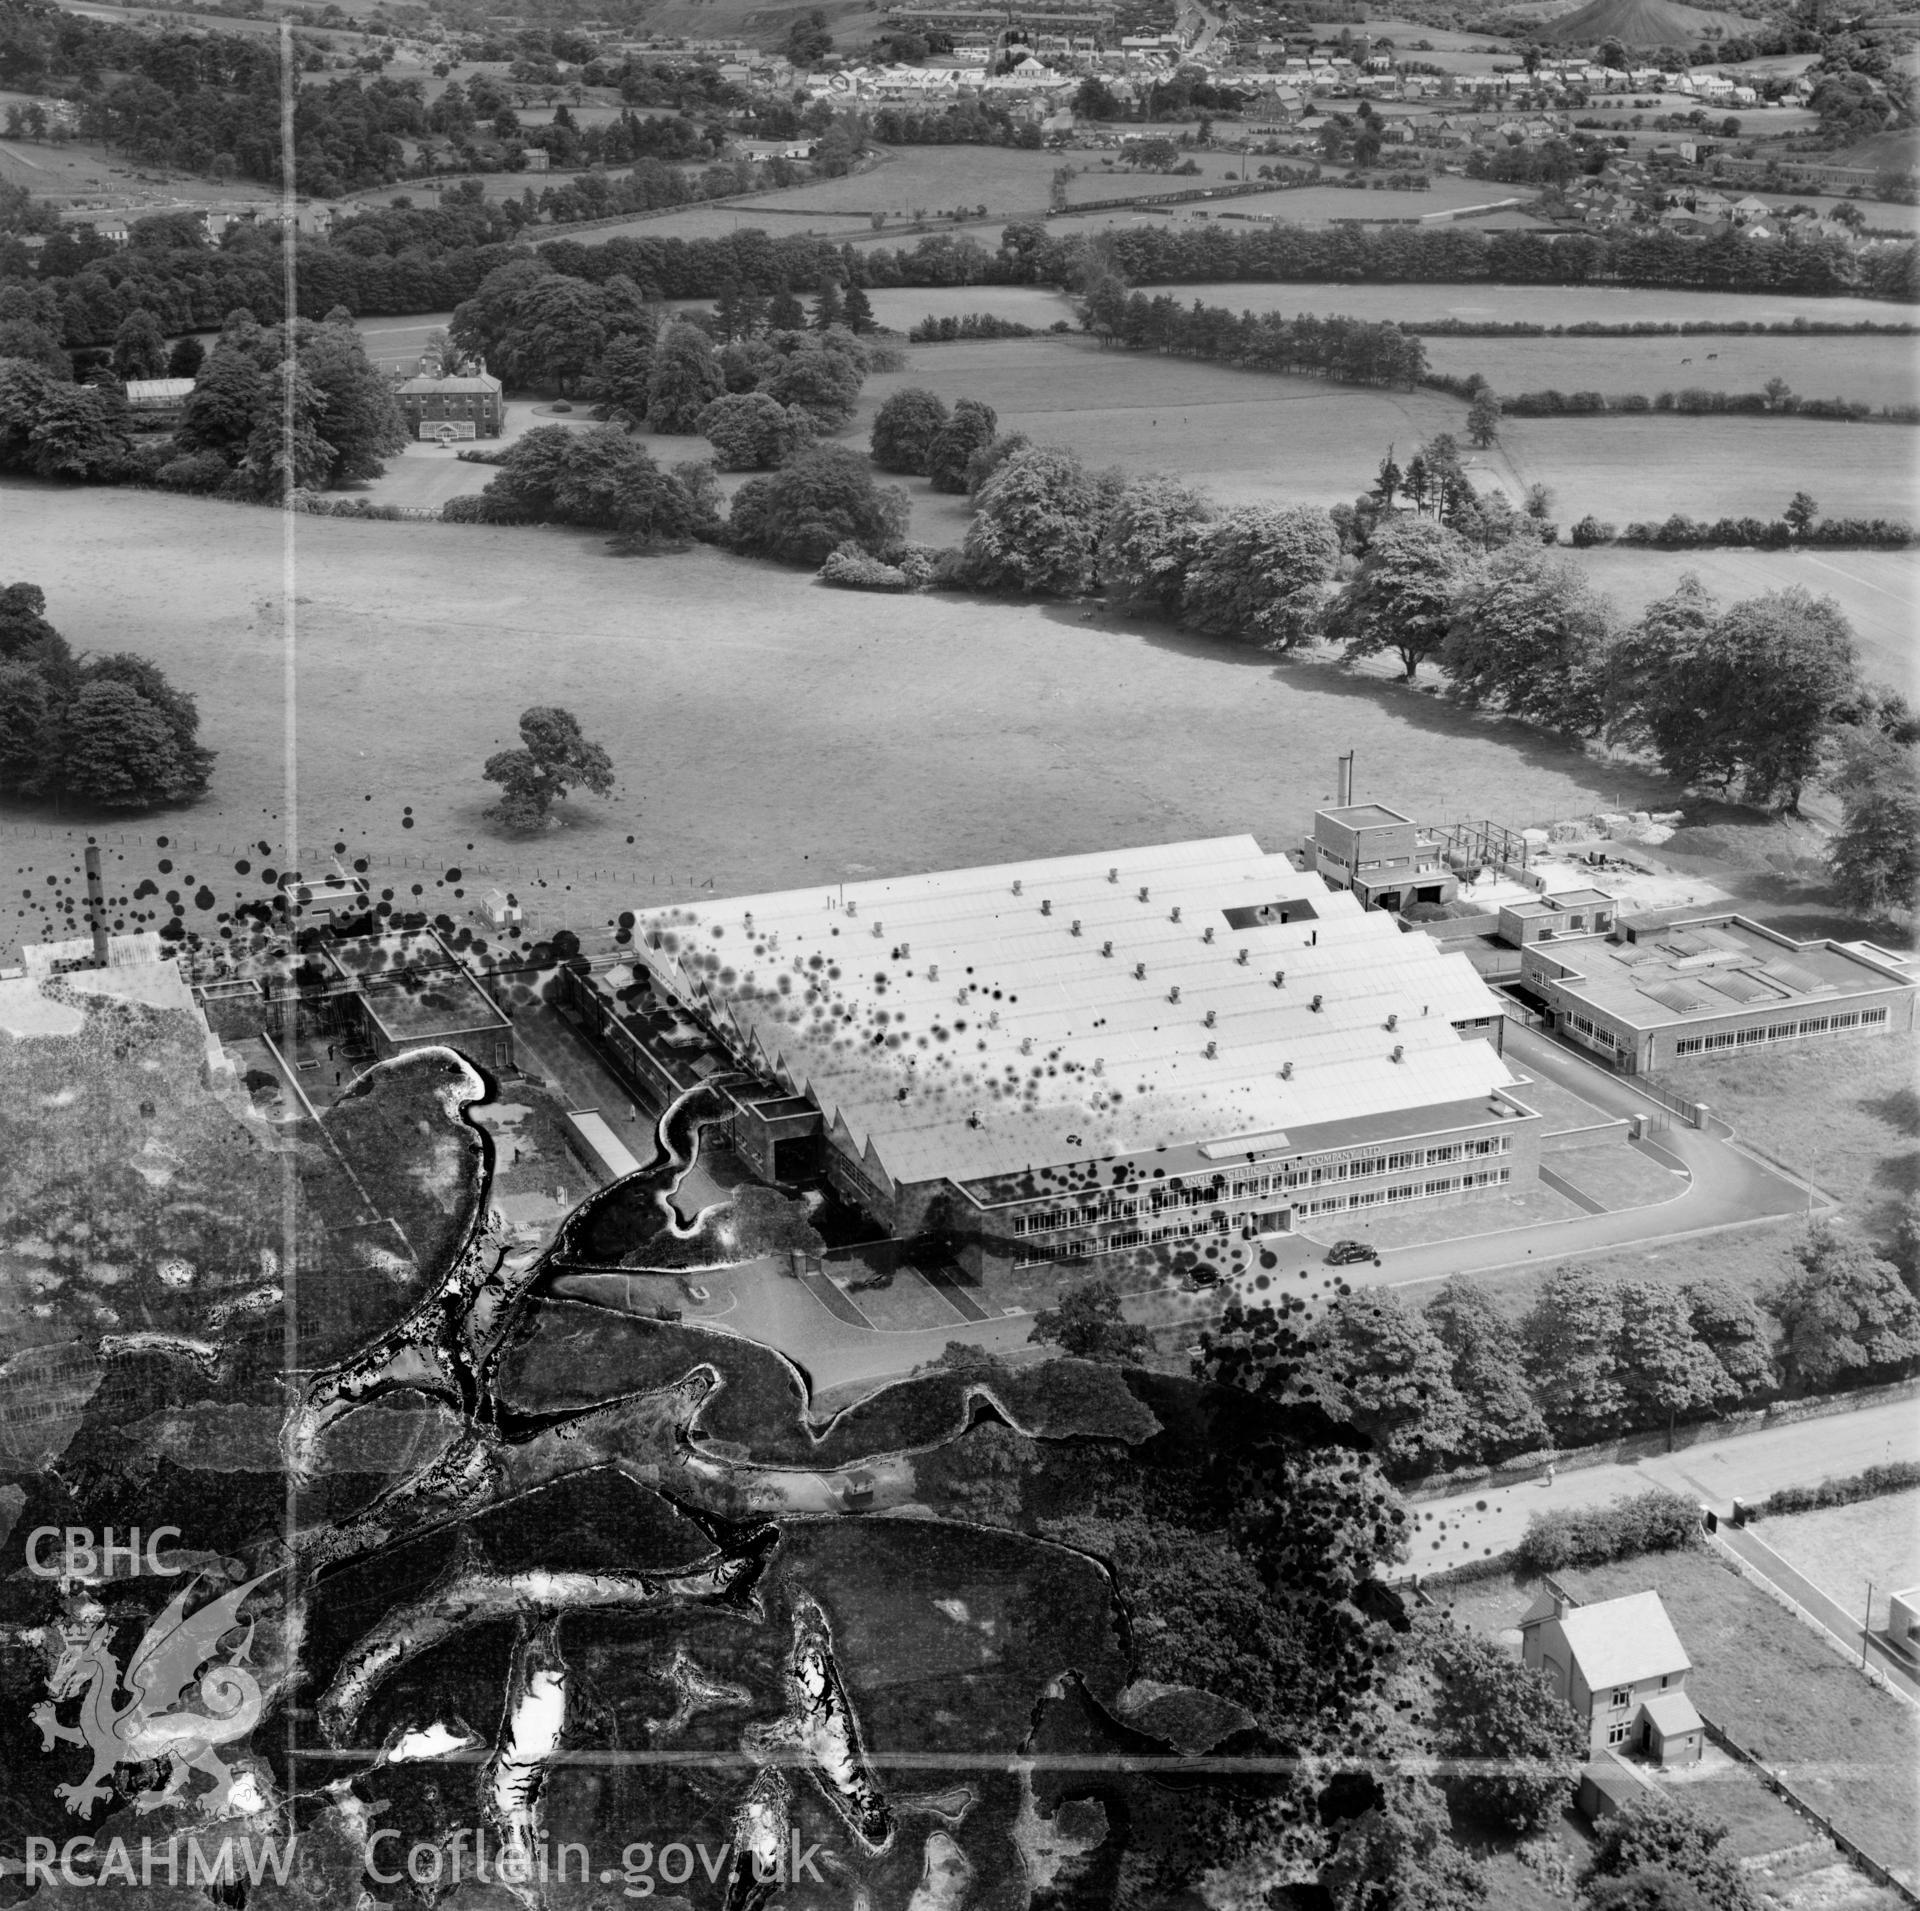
[734,142,1255,224]
[1152,278,1919,329]
[558,200,881,243]
[1577,546,1918,690]
[848,335,1465,536]
[1424,330,1920,406]
[0,478,1694,966]
[1487,409,1919,527]
[0,122,285,215]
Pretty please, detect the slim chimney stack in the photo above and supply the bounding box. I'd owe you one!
[84,845,109,969]
[1335,751,1355,807]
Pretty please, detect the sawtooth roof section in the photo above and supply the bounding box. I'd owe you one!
[633,839,1518,1188]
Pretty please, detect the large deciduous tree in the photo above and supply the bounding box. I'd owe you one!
[868,386,949,474]
[1615,1280,1730,1436]
[1431,1631,1584,1831]
[1427,1277,1548,1462]
[697,391,810,470]
[483,706,615,830]
[1764,1232,1920,1392]
[1324,1775,1487,1911]
[1585,1802,1761,1911]
[1522,1265,1628,1443]
[1616,583,1859,809]
[1442,545,1616,734]
[1326,516,1475,682]
[1301,1288,1468,1475]
[1682,1279,1776,1405]
[1181,504,1342,650]
[111,308,170,382]
[962,443,1110,595]
[925,397,997,494]
[759,336,865,432]
[1828,729,1919,920]
[1030,1277,1150,1365]
[1096,474,1215,619]
[645,321,726,434]
[725,444,908,566]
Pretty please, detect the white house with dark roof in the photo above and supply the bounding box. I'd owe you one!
[1521,1589,1704,1765]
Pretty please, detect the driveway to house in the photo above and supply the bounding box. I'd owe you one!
[1398,1396,1920,1584]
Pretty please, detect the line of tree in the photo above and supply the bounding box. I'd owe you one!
[0,582,215,812]
[906,312,1042,342]
[0,304,407,498]
[9,198,1918,371]
[1040,1235,1919,1492]
[0,11,420,198]
[1083,285,1429,388]
[1457,381,1920,424]
[1581,502,1916,550]
[1312,1239,1920,1481]
[1401,317,1920,338]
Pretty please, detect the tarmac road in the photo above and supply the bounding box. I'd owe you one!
[1315,1023,1820,1294]
[1399,1396,1920,1582]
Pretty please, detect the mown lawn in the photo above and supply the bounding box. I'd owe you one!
[1664,1036,1917,1239]
[1567,1548,1919,1882]
[1436,1548,1919,1887]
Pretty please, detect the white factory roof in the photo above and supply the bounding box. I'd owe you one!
[633,837,1518,1190]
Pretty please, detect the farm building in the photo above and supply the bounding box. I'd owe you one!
[396,369,505,440]
[1518,911,1917,1075]
[618,837,1541,1277]
[1522,1588,1704,1766]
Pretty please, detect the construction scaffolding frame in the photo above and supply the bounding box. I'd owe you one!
[1437,818,1532,877]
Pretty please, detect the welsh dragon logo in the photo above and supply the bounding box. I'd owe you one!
[32,1573,273,1820]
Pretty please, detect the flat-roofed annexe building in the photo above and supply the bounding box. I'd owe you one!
[1307,803,1458,912]
[630,838,1540,1276]
[1521,911,1916,1076]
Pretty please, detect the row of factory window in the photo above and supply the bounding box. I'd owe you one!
[1299,1167,1511,1216]
[1014,1212,1232,1269]
[1670,1007,1887,1057]
[1011,1167,1511,1266]
[1009,1136,1512,1236]
[1565,1013,1618,1050]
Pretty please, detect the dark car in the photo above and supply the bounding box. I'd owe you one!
[1325,1240,1381,1267]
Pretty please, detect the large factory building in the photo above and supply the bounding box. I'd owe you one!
[626,837,1542,1277]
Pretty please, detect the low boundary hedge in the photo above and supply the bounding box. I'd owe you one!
[1754,1459,1920,1519]
[1513,1490,1701,1574]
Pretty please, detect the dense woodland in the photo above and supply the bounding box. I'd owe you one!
[2,206,1915,364]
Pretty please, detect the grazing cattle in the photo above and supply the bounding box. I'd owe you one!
[1681,357,1692,365]
[1706,352,1719,359]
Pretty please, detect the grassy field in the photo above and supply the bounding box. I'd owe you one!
[1438,1548,1920,1884]
[0,121,287,215]
[1151,280,1918,330]
[1423,333,1920,408]
[1576,548,1916,694]
[0,479,1700,965]
[1661,1035,1918,1237]
[1755,1489,1920,1624]
[343,326,1920,672]
[1487,411,1918,530]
